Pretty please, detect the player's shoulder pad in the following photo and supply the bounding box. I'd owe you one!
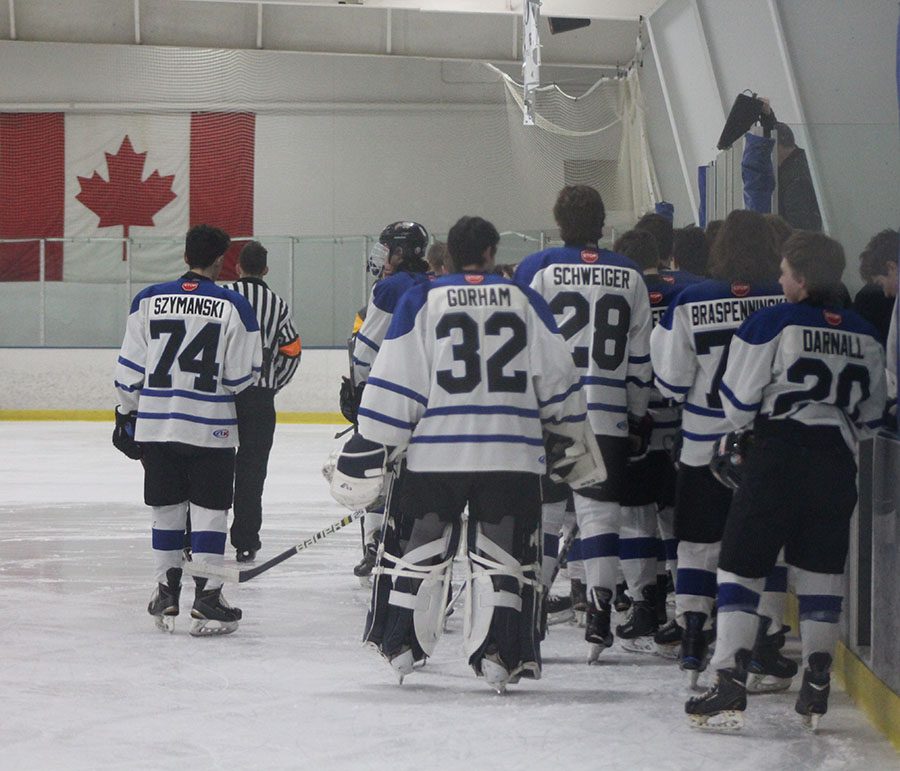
[372,272,429,314]
[384,280,431,340]
[785,303,883,342]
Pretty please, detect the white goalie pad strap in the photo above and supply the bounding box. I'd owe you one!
[478,588,522,611]
[388,589,417,610]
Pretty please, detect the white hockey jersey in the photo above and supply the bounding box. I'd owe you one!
[721,301,886,449]
[514,246,653,438]
[356,272,588,474]
[352,271,431,387]
[650,279,785,466]
[115,273,262,448]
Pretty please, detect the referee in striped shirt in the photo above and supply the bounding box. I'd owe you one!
[223,241,302,562]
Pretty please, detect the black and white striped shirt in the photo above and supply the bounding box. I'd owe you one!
[222,276,301,392]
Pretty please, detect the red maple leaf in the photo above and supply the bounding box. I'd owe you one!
[76,135,177,259]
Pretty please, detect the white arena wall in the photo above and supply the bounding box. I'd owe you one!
[0,347,347,419]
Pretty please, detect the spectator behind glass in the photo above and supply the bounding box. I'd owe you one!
[672,226,709,278]
[774,122,822,232]
[852,228,899,342]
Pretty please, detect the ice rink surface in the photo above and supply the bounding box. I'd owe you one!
[1,422,897,771]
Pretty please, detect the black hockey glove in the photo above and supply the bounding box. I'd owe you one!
[627,413,654,460]
[112,408,143,460]
[339,377,364,426]
[709,429,754,490]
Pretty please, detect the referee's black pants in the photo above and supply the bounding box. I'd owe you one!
[231,386,277,552]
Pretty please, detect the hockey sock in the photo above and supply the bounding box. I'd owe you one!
[619,503,658,596]
[189,504,228,590]
[541,500,566,590]
[151,502,189,584]
[575,496,619,597]
[363,508,385,544]
[795,568,843,668]
[756,562,789,635]
[709,570,764,671]
[675,540,720,627]
[657,505,677,573]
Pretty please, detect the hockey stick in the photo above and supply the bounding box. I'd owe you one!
[183,509,364,584]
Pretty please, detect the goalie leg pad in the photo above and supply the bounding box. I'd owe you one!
[464,517,542,680]
[373,512,458,659]
[541,499,567,590]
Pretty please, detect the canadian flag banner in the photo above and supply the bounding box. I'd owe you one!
[0,112,254,282]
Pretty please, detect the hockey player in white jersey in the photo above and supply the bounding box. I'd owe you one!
[334,216,604,691]
[113,225,262,636]
[515,185,652,661]
[345,222,432,577]
[650,209,790,682]
[686,231,886,731]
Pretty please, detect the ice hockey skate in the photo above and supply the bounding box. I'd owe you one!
[147,567,182,633]
[480,651,510,694]
[613,581,632,613]
[571,579,588,626]
[585,588,614,663]
[685,654,748,732]
[795,652,832,732]
[653,618,682,659]
[680,612,711,688]
[617,585,659,654]
[189,582,242,636]
[746,624,798,693]
[546,593,575,625]
[353,541,378,587]
[384,647,416,685]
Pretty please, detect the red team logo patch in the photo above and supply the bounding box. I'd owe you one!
[731,282,751,297]
[182,281,199,292]
[581,251,599,264]
[824,310,842,326]
[662,275,675,284]
[650,291,664,305]
[464,274,484,284]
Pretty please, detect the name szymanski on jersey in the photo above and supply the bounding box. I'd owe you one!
[115,275,262,448]
[515,246,653,438]
[650,279,784,466]
[356,272,587,474]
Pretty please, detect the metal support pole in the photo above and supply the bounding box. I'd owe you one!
[38,239,46,346]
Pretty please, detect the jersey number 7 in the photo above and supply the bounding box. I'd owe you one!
[148,319,222,393]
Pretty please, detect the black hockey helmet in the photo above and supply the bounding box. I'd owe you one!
[367,221,429,277]
[709,429,754,490]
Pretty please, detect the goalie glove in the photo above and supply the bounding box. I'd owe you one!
[330,433,387,509]
[544,425,606,490]
[112,407,142,460]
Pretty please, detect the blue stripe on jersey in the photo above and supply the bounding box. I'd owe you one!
[118,356,145,374]
[133,276,260,332]
[588,402,628,413]
[351,355,369,368]
[684,402,726,418]
[719,381,761,412]
[222,373,254,387]
[115,380,140,393]
[626,376,653,387]
[410,434,545,447]
[798,594,843,623]
[357,407,416,431]
[514,245,641,291]
[655,374,690,394]
[629,354,651,364]
[152,528,184,551]
[355,332,380,353]
[372,272,429,314]
[423,405,539,419]
[141,388,235,403]
[682,429,726,442]
[538,381,582,407]
[368,376,428,406]
[136,411,237,426]
[583,376,625,388]
[736,300,881,346]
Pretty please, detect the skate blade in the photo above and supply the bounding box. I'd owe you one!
[688,710,744,731]
[547,609,576,626]
[481,657,510,693]
[746,673,793,693]
[587,644,605,664]
[189,618,238,637]
[620,636,657,655]
[802,713,821,732]
[388,649,415,684]
[655,642,681,660]
[154,615,176,633]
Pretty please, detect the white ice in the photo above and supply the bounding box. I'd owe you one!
[0,423,897,771]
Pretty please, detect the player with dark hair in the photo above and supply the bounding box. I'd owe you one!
[651,209,788,681]
[335,215,603,690]
[671,226,709,279]
[222,240,301,563]
[517,186,653,662]
[686,231,885,731]
[113,224,262,636]
[774,121,822,232]
[343,222,431,577]
[634,212,674,268]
